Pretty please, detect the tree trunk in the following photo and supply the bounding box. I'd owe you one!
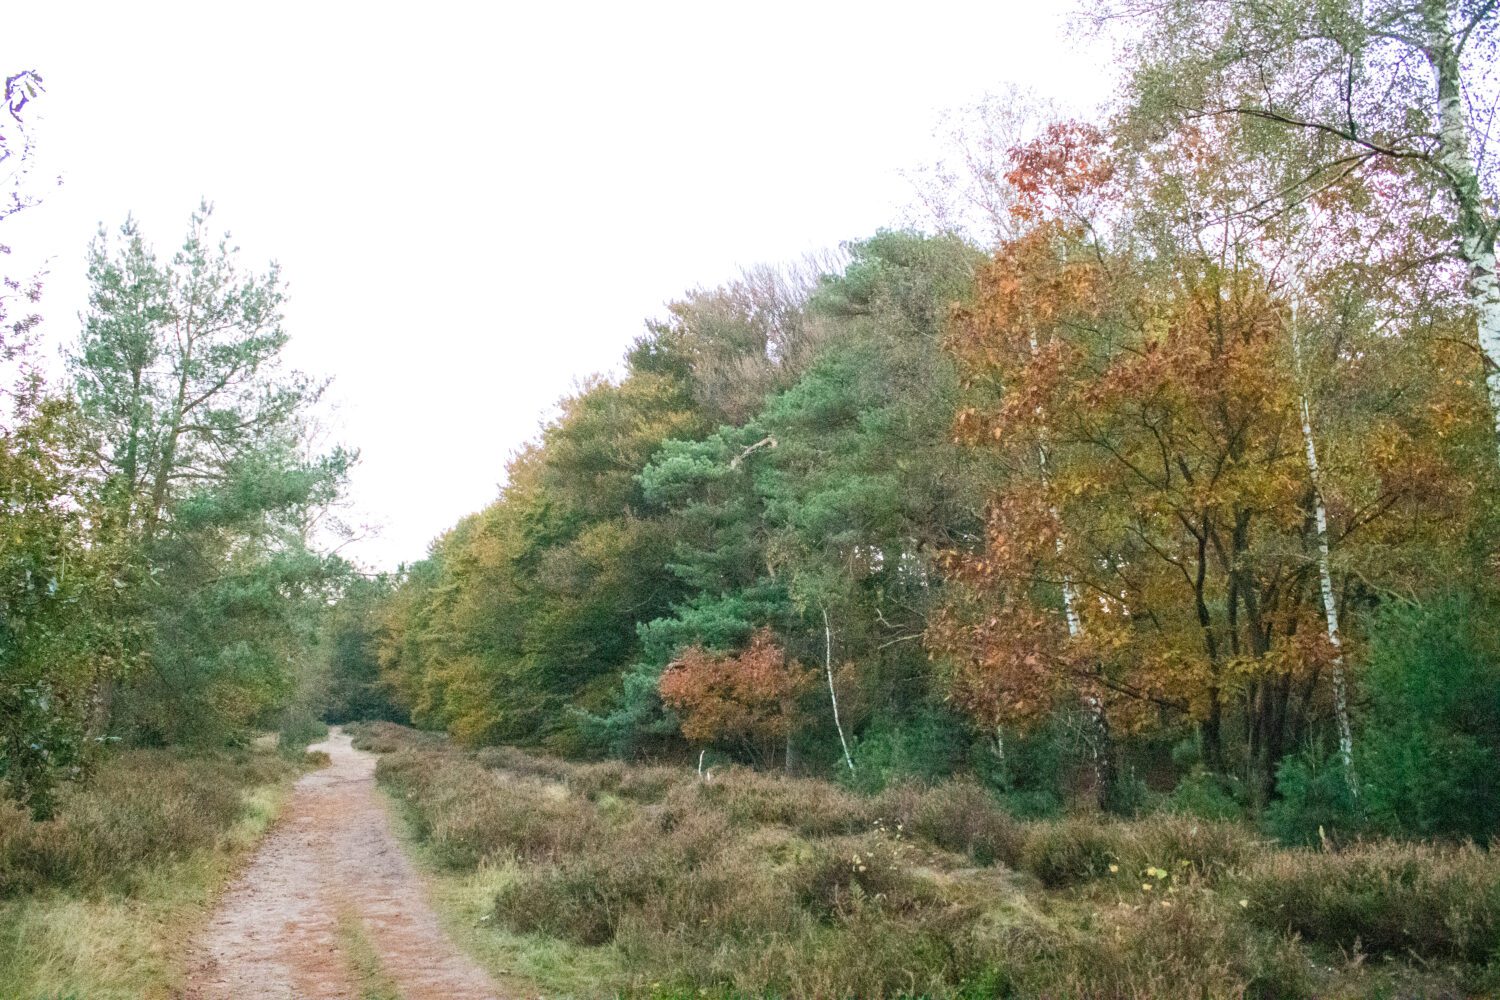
[145,323,192,543]
[1425,4,1500,452]
[822,607,855,772]
[1291,303,1357,793]
[1029,330,1115,806]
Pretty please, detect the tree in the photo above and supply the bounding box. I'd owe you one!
[323,574,405,723]
[0,373,129,814]
[0,70,45,224]
[0,68,128,815]
[1095,0,1500,451]
[931,119,1490,804]
[658,629,816,768]
[72,205,351,743]
[74,204,317,544]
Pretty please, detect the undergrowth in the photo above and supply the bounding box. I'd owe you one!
[0,744,309,998]
[357,721,1500,999]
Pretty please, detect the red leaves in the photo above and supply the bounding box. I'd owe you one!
[658,629,815,758]
[1006,121,1116,223]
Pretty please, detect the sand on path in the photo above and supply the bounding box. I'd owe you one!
[184,727,511,1000]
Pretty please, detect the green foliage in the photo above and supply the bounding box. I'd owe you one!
[1268,595,1500,845]
[1356,595,1500,840]
[845,706,970,793]
[1264,743,1361,846]
[275,710,328,754]
[323,575,404,724]
[1166,771,1247,823]
[65,206,353,749]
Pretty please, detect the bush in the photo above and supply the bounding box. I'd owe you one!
[1120,814,1258,881]
[1021,819,1122,887]
[496,853,664,945]
[277,709,329,753]
[875,780,1026,867]
[1242,841,1500,962]
[568,759,684,803]
[0,748,293,896]
[347,720,444,754]
[1355,595,1500,840]
[1264,744,1361,846]
[358,724,1494,998]
[846,707,970,793]
[793,835,941,920]
[377,749,600,867]
[494,809,761,946]
[1167,770,1247,822]
[676,767,874,837]
[473,744,572,783]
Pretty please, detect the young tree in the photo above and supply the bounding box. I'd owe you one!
[658,628,816,768]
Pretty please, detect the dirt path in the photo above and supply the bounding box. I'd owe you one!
[185,728,510,1000]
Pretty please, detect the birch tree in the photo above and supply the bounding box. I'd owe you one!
[1290,300,1357,790]
[1093,0,1500,453]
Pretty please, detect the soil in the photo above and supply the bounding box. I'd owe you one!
[184,728,516,999]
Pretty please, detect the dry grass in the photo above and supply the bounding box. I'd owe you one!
[364,723,1499,999]
[1243,840,1500,962]
[0,744,306,998]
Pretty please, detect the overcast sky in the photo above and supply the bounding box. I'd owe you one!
[3,2,1111,569]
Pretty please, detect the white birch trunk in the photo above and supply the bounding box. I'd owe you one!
[1291,304,1357,792]
[1426,6,1500,450]
[823,607,855,772]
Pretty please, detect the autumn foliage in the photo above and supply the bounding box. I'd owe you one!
[658,629,815,766]
[930,118,1494,803]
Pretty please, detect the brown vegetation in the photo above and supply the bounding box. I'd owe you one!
[354,722,1500,999]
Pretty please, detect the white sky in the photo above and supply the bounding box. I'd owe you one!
[3,1,1111,569]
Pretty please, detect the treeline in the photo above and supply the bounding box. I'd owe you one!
[334,2,1500,840]
[1,73,351,815]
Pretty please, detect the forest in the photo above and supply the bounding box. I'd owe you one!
[326,3,1500,844]
[4,2,1500,998]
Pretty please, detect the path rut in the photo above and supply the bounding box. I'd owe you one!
[185,728,509,999]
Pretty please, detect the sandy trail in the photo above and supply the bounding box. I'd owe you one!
[184,728,507,999]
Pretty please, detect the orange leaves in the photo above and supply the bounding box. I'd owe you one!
[1006,121,1117,223]
[658,629,815,757]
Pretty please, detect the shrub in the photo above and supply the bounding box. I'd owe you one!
[845,707,970,793]
[876,780,1026,867]
[1167,770,1247,822]
[792,835,941,921]
[493,809,754,946]
[495,854,657,945]
[1121,814,1259,881]
[1001,888,1316,1000]
[568,759,684,803]
[376,750,599,867]
[1264,743,1361,846]
[1355,595,1500,840]
[1242,841,1500,962]
[675,767,874,837]
[1020,819,1122,887]
[277,709,329,753]
[0,748,293,897]
[473,744,572,783]
[347,720,444,755]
